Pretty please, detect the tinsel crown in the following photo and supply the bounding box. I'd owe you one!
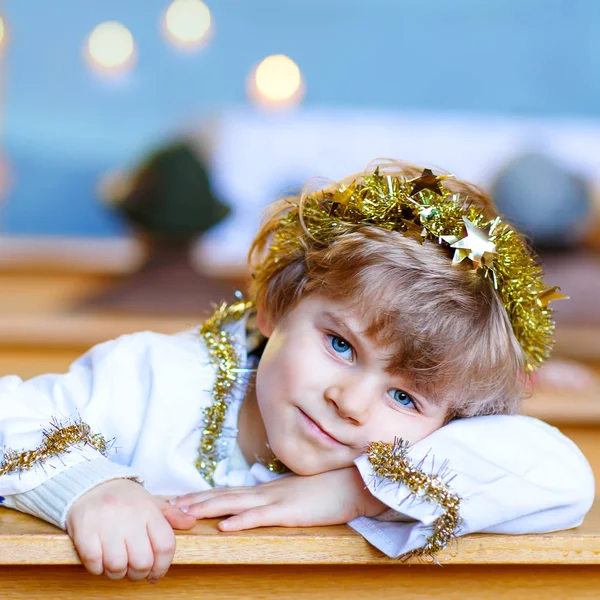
[267,167,565,372]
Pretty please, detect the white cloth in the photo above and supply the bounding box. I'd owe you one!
[0,314,595,557]
[350,415,595,557]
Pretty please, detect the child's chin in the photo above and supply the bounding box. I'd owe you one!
[275,451,319,476]
[283,454,349,476]
[290,464,323,476]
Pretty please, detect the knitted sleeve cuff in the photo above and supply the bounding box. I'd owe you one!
[1,458,144,529]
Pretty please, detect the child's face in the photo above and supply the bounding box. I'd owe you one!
[255,294,448,476]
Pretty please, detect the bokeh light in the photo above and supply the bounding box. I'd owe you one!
[0,16,6,50]
[163,0,212,49]
[86,21,136,72]
[247,54,304,109]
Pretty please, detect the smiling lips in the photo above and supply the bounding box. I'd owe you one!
[299,409,348,447]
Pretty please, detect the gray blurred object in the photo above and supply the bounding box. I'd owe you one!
[492,152,600,327]
[81,140,238,316]
[491,153,591,252]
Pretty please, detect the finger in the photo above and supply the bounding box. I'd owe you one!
[72,531,104,576]
[146,517,177,582]
[171,486,254,507]
[186,492,267,519]
[124,534,155,582]
[101,536,129,580]
[161,504,197,530]
[218,505,285,531]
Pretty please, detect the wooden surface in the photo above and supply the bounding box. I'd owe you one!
[2,504,600,566]
[2,565,600,599]
[2,509,600,600]
[0,272,226,348]
[523,385,600,424]
[0,235,244,278]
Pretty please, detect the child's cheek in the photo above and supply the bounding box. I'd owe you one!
[281,335,317,381]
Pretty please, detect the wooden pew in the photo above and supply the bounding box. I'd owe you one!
[1,505,600,599]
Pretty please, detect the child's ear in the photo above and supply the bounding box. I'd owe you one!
[256,306,274,338]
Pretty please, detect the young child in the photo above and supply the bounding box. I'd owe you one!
[0,162,594,583]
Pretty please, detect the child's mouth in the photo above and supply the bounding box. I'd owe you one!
[297,408,348,447]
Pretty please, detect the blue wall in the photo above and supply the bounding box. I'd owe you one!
[2,0,599,235]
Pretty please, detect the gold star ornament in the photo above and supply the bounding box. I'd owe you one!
[442,217,497,269]
[409,168,452,197]
[536,286,569,308]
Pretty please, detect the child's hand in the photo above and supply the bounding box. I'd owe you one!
[169,467,387,531]
[66,479,196,582]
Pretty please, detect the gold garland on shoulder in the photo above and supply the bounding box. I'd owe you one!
[0,417,111,476]
[367,438,461,560]
[263,167,566,372]
[196,300,254,486]
[196,300,288,484]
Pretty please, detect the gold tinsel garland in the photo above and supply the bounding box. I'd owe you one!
[367,438,461,560]
[196,300,254,485]
[263,168,561,371]
[0,417,111,476]
[195,301,297,482]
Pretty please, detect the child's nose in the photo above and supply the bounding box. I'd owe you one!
[324,379,371,425]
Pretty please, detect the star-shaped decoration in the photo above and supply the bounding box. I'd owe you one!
[441,217,497,269]
[332,181,357,205]
[536,286,569,308]
[409,168,451,197]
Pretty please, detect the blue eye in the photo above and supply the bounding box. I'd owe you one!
[389,389,416,409]
[329,335,353,360]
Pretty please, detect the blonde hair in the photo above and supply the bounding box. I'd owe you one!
[249,161,526,418]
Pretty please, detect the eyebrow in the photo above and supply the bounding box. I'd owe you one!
[322,311,358,338]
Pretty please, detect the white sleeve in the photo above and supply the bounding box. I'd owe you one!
[0,332,161,497]
[349,415,595,559]
[0,458,143,529]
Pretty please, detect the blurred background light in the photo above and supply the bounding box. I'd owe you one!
[163,0,212,49]
[248,54,304,109]
[0,16,6,49]
[86,21,136,72]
